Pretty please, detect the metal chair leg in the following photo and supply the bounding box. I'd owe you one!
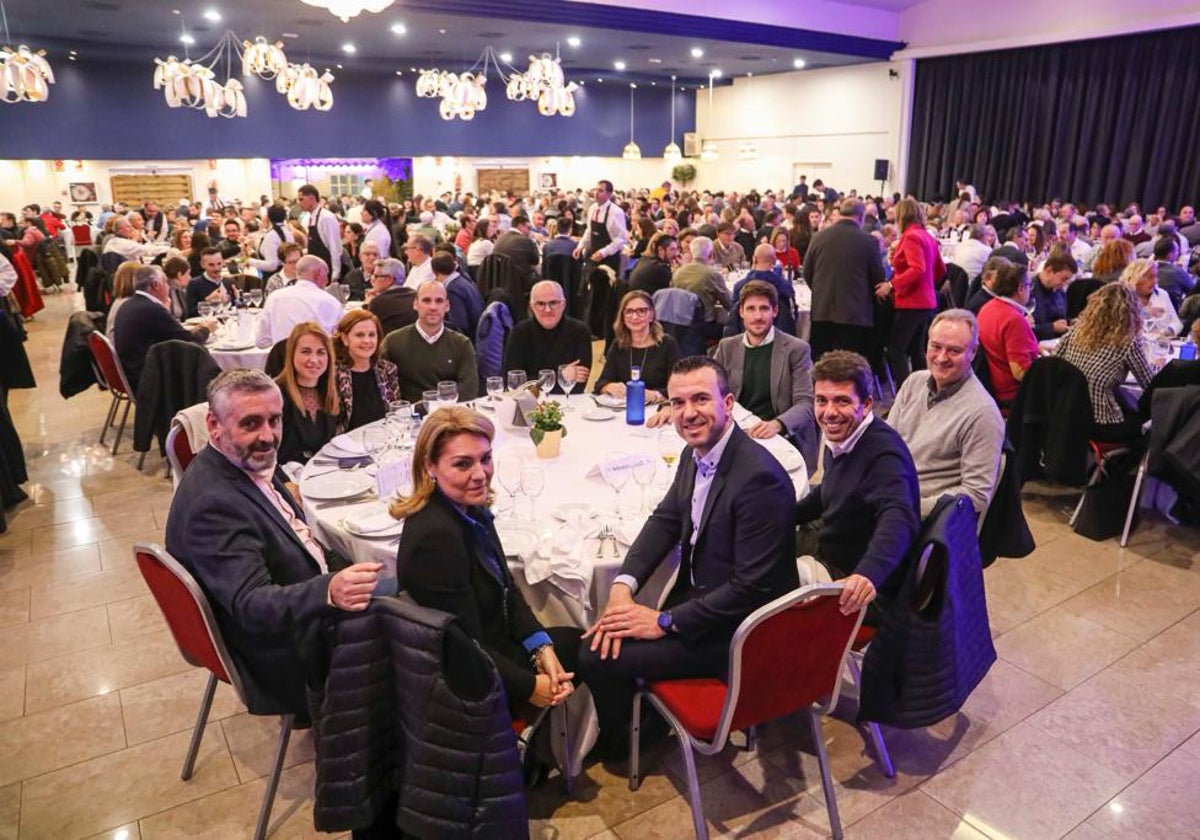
[845,655,894,778]
[556,703,573,796]
[112,398,132,455]
[1120,455,1149,547]
[628,690,643,791]
[809,710,843,840]
[675,731,707,840]
[181,672,218,780]
[99,394,118,445]
[743,726,757,752]
[253,714,294,840]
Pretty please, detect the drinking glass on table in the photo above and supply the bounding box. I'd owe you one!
[520,465,546,520]
[557,363,578,411]
[197,301,214,320]
[362,425,389,464]
[537,368,556,396]
[422,389,440,415]
[631,454,657,514]
[486,376,504,405]
[507,370,528,392]
[600,451,631,518]
[388,400,414,448]
[437,380,459,406]
[246,288,263,308]
[496,453,523,516]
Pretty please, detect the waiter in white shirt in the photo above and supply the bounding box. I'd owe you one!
[573,179,628,338]
[296,184,343,282]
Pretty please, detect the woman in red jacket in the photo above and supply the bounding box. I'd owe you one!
[877,198,943,386]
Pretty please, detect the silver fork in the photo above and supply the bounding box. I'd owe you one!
[594,524,611,558]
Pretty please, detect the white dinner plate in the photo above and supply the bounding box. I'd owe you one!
[302,470,374,501]
[343,507,404,538]
[210,342,256,352]
[551,502,599,522]
[582,407,615,422]
[496,524,538,558]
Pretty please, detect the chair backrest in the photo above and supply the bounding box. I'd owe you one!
[87,330,134,400]
[132,543,249,704]
[715,583,862,744]
[99,250,126,276]
[264,339,288,378]
[72,224,93,246]
[166,422,197,485]
[653,288,707,357]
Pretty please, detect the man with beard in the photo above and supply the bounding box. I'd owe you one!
[164,369,386,717]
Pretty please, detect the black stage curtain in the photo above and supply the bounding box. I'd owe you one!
[907,25,1200,209]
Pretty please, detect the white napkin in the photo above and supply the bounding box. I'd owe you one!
[345,507,401,535]
[524,522,595,602]
[327,433,366,456]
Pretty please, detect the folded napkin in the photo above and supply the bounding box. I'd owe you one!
[327,433,366,456]
[345,506,402,536]
[524,522,595,603]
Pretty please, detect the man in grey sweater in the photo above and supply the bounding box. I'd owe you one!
[886,309,1005,517]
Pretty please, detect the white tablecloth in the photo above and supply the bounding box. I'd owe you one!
[297,403,809,775]
[206,310,270,371]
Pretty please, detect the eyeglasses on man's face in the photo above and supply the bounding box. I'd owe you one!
[532,300,564,311]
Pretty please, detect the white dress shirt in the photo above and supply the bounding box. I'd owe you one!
[103,235,168,262]
[244,226,294,274]
[404,258,435,291]
[302,208,344,280]
[363,220,392,258]
[578,200,629,259]
[255,278,343,346]
[827,410,874,460]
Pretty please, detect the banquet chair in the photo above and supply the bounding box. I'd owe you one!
[165,422,197,490]
[133,543,292,840]
[628,583,863,840]
[87,331,140,464]
[511,703,573,794]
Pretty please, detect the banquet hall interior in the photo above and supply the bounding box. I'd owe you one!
[2,0,1200,838]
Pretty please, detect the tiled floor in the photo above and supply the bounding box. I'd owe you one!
[3,294,1199,839]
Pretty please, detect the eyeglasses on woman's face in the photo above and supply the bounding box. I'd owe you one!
[624,306,652,318]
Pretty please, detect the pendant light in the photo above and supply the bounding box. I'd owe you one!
[663,74,681,162]
[622,82,641,160]
[701,72,718,161]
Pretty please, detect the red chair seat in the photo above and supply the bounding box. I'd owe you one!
[647,678,728,740]
[852,625,876,652]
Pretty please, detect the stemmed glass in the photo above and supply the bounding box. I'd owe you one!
[197,301,214,320]
[496,454,523,516]
[658,429,682,488]
[537,368,556,397]
[631,454,657,514]
[507,370,528,392]
[520,465,545,520]
[246,288,263,308]
[362,425,389,464]
[557,363,577,411]
[600,451,631,519]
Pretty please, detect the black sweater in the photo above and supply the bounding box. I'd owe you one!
[502,316,593,393]
[795,417,920,593]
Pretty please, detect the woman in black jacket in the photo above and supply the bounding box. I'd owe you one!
[391,406,578,713]
[274,322,339,464]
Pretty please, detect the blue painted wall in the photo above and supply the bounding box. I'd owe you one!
[0,59,695,159]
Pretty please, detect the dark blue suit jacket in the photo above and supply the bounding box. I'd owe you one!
[113,293,207,393]
[618,424,798,642]
[444,272,485,342]
[164,445,347,715]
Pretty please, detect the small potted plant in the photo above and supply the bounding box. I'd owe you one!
[528,400,567,459]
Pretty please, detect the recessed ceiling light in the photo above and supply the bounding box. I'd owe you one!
[438,28,446,34]
[342,43,356,54]
[395,70,403,75]
[390,22,407,35]
[171,8,180,14]
[499,51,513,63]
[648,58,662,64]
[410,66,416,71]
[596,77,603,83]
[566,36,581,48]
[613,60,626,71]
[650,81,656,85]
[690,47,704,58]
[179,33,195,45]
[203,9,221,22]
[281,32,299,38]
[336,63,343,69]
[68,54,77,61]
[793,57,806,69]
[630,82,637,89]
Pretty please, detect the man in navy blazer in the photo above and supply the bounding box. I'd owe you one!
[164,369,385,716]
[113,264,212,393]
[579,356,798,755]
[432,252,484,342]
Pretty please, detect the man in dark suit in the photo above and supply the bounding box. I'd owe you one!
[364,257,417,336]
[185,247,240,318]
[492,214,541,290]
[113,265,212,393]
[433,252,484,342]
[164,369,386,716]
[578,356,798,756]
[804,198,885,359]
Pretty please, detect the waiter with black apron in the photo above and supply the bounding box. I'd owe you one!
[574,180,628,339]
[296,184,343,283]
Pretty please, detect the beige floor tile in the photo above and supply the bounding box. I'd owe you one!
[1086,745,1200,839]
[99,536,147,571]
[1062,823,1109,839]
[138,762,320,840]
[0,693,126,787]
[3,495,95,534]
[29,566,148,620]
[82,823,141,840]
[0,783,18,840]
[219,713,316,783]
[0,669,24,722]
[28,513,154,554]
[0,543,102,593]
[982,557,1095,631]
[1028,664,1200,780]
[844,790,988,839]
[922,722,1126,840]
[0,603,112,670]
[19,727,239,839]
[0,529,33,564]
[121,670,244,747]
[24,630,192,713]
[107,595,167,643]
[1059,559,1200,642]
[994,606,1139,690]
[1009,531,1142,585]
[525,752,685,831]
[0,588,29,627]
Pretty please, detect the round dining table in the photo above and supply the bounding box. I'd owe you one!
[296,400,810,776]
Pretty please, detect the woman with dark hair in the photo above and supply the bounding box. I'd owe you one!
[185,229,211,277]
[360,198,392,258]
[275,322,340,464]
[392,406,578,716]
[466,217,496,268]
[557,206,582,238]
[342,222,364,273]
[977,263,1038,407]
[592,289,681,403]
[878,197,943,385]
[633,216,658,257]
[333,309,400,430]
[771,228,801,274]
[245,204,294,275]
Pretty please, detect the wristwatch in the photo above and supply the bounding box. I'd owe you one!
[657,610,676,633]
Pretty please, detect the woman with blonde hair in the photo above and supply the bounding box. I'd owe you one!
[1120,258,1182,336]
[592,289,680,403]
[275,322,340,464]
[105,260,142,338]
[333,309,400,430]
[391,406,578,715]
[1054,282,1156,441]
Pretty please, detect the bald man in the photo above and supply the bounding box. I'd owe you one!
[256,254,343,346]
[502,280,592,392]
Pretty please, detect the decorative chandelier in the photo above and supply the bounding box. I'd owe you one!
[278,63,334,111]
[299,0,394,23]
[622,83,641,160]
[506,52,577,117]
[416,68,486,120]
[153,56,246,118]
[242,37,288,79]
[662,75,681,162]
[0,44,54,104]
[417,45,577,121]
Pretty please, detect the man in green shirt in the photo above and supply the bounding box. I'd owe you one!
[380,280,479,403]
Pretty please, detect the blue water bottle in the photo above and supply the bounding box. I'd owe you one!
[625,366,646,426]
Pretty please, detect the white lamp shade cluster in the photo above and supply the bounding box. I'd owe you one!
[505,53,577,117]
[417,69,487,121]
[299,0,394,23]
[1,45,54,104]
[241,37,288,79]
[153,58,246,118]
[277,63,335,111]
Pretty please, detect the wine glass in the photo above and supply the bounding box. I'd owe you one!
[631,454,657,514]
[496,453,523,516]
[520,465,546,520]
[486,376,504,405]
[437,380,459,406]
[557,363,578,411]
[507,370,528,392]
[362,425,389,464]
[537,368,556,397]
[247,288,263,308]
[658,429,682,486]
[197,301,214,320]
[600,451,631,519]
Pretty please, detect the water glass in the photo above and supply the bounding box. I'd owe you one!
[507,370,528,392]
[486,376,504,403]
[362,425,389,463]
[438,380,459,406]
[197,301,214,319]
[246,288,263,308]
[422,389,440,415]
[496,454,523,515]
[557,363,577,410]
